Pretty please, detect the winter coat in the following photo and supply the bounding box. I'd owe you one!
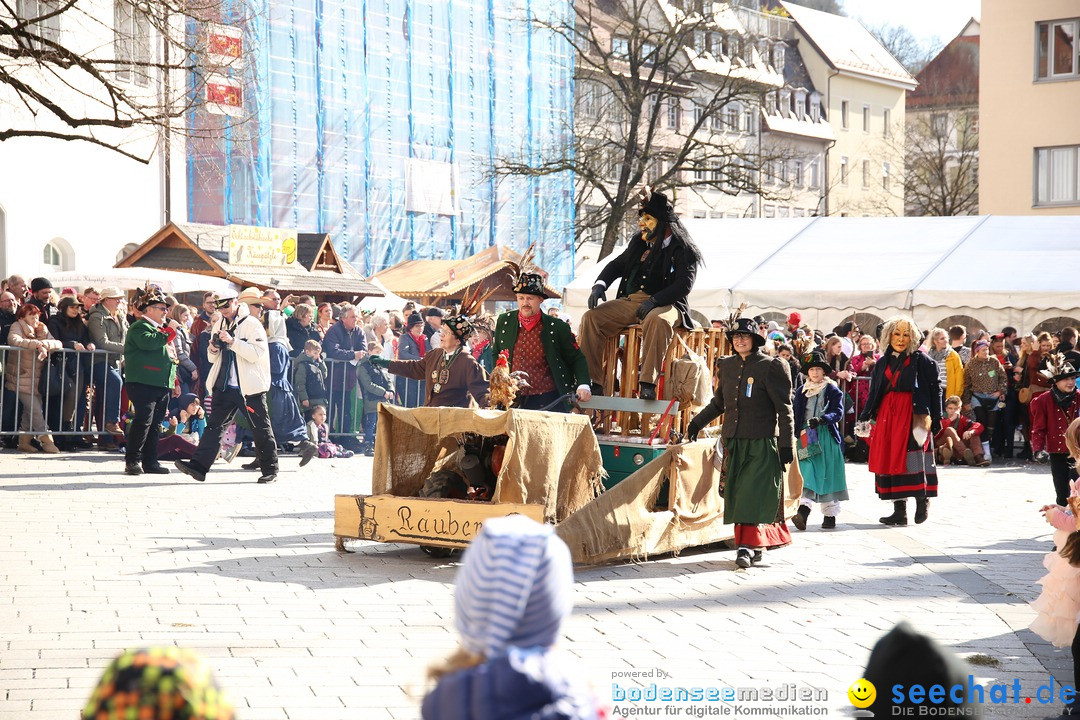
[594,231,700,330]
[86,303,128,368]
[204,308,271,396]
[293,354,328,404]
[398,330,427,360]
[1030,390,1080,454]
[690,350,795,447]
[123,318,178,390]
[286,315,321,358]
[793,382,844,447]
[4,317,61,395]
[170,324,197,381]
[421,648,601,720]
[321,321,366,389]
[357,358,395,405]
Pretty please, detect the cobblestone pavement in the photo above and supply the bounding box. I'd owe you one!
[0,449,1072,719]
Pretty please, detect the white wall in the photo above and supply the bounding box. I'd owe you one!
[0,138,168,279]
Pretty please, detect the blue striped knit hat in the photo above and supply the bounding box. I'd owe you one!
[454,515,573,658]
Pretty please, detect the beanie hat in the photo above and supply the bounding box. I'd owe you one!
[424,307,445,318]
[454,515,573,658]
[30,277,53,293]
[863,622,979,718]
[178,393,199,410]
[81,647,234,720]
[407,311,424,329]
[788,311,802,325]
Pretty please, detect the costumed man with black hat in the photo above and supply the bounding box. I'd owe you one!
[122,285,180,476]
[684,317,795,570]
[1030,353,1080,506]
[492,252,591,412]
[27,277,57,319]
[579,188,702,400]
[372,309,489,409]
[791,351,849,531]
[175,288,279,484]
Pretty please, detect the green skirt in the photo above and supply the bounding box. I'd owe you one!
[723,437,783,526]
[800,431,849,503]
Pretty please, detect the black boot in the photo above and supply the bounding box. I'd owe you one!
[880,500,908,526]
[915,497,930,524]
[792,504,810,531]
[639,382,657,401]
[822,516,836,529]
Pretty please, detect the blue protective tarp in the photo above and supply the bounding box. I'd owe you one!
[188,0,576,289]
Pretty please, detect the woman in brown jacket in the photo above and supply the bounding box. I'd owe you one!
[5,304,62,452]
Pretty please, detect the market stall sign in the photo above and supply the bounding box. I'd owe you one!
[228,225,297,266]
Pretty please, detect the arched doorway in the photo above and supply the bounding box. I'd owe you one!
[1033,317,1080,335]
[934,314,987,338]
[42,237,75,273]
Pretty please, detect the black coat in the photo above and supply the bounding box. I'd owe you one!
[286,316,322,358]
[596,232,700,330]
[858,349,942,433]
[690,350,794,448]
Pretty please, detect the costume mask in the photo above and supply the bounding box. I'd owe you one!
[639,213,659,243]
[890,322,912,354]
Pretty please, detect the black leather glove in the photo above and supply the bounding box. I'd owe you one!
[685,419,703,443]
[808,417,821,429]
[778,446,794,465]
[635,297,657,321]
[588,284,606,310]
[369,355,391,368]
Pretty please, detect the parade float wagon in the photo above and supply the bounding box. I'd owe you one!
[334,326,802,564]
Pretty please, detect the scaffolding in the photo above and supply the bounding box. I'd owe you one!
[187,0,577,289]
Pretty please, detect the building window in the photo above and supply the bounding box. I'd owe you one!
[931,113,948,138]
[882,162,891,190]
[692,210,707,219]
[794,160,804,187]
[840,156,848,185]
[724,104,739,131]
[1035,145,1080,205]
[779,90,791,118]
[794,90,806,120]
[115,0,153,86]
[43,243,61,267]
[883,108,891,136]
[763,204,776,218]
[772,43,786,70]
[778,206,790,218]
[1037,19,1079,80]
[664,97,678,130]
[862,104,870,132]
[809,159,820,188]
[793,208,805,217]
[743,107,755,134]
[779,160,790,185]
[612,36,629,59]
[16,0,61,50]
[841,100,849,129]
[810,93,821,122]
[862,159,870,187]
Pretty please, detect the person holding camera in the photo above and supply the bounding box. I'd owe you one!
[175,288,279,484]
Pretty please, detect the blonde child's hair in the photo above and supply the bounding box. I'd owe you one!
[305,339,322,353]
[945,395,962,408]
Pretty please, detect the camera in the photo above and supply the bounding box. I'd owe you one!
[211,334,227,350]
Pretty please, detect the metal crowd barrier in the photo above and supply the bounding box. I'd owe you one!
[318,358,422,441]
[0,345,121,437]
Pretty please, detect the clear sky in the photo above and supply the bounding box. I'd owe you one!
[842,0,980,47]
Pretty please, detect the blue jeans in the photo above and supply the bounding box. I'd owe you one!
[92,363,123,425]
[361,411,378,450]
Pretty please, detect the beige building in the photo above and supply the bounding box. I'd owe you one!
[781,2,917,217]
[980,0,1080,214]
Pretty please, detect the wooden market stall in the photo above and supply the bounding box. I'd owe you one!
[372,245,559,307]
[116,222,383,301]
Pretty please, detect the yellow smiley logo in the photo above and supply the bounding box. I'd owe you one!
[848,679,876,708]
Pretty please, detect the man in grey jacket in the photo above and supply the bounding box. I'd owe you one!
[86,287,128,437]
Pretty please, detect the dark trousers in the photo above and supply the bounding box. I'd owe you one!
[1050,452,1080,507]
[361,411,378,451]
[192,388,277,475]
[514,390,567,412]
[125,382,171,468]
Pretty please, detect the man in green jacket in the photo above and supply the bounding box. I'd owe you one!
[492,272,591,412]
[123,286,178,476]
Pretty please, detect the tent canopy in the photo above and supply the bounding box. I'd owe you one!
[564,216,1080,335]
[48,267,237,296]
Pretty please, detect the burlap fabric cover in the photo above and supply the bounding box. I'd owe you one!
[556,441,804,565]
[371,405,604,523]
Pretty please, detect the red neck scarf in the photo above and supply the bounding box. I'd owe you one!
[519,312,542,332]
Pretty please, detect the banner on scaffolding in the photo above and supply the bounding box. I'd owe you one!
[206,75,243,116]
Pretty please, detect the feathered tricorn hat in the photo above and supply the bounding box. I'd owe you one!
[1041,352,1080,383]
[135,282,167,311]
[505,242,554,299]
[638,185,673,220]
[444,283,498,343]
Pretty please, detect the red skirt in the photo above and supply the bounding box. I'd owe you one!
[868,392,913,475]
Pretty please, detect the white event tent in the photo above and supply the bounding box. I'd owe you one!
[563,216,1080,336]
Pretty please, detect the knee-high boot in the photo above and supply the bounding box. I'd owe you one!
[880,499,908,526]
